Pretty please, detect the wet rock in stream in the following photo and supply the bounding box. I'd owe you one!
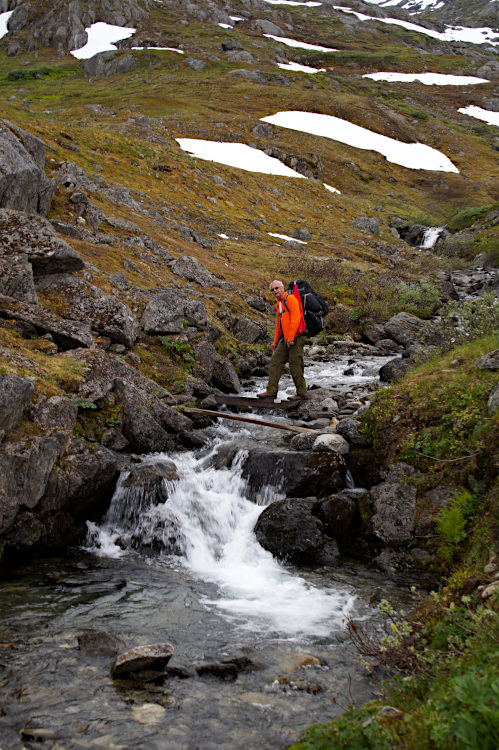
[111,643,174,678]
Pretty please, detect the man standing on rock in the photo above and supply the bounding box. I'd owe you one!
[258,280,308,401]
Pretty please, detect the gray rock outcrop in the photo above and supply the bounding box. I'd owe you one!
[254,497,339,565]
[0,373,34,440]
[384,312,428,346]
[0,255,37,303]
[370,463,417,544]
[0,121,54,215]
[242,447,346,498]
[170,256,218,287]
[0,209,85,275]
[0,292,95,349]
[35,273,139,347]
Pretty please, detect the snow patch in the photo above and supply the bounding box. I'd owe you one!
[261,110,459,172]
[334,6,499,46]
[363,72,489,86]
[71,22,136,59]
[264,34,337,51]
[268,232,308,243]
[176,139,307,178]
[0,10,13,40]
[458,106,499,127]
[263,0,322,5]
[277,61,326,73]
[132,46,184,53]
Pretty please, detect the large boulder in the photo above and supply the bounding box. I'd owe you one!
[242,447,346,498]
[488,382,499,417]
[0,292,95,349]
[0,436,62,535]
[370,463,417,544]
[0,255,37,303]
[379,358,412,383]
[170,256,218,287]
[473,350,499,371]
[212,356,242,393]
[0,121,54,215]
[37,438,122,523]
[111,643,174,678]
[315,490,358,547]
[113,379,191,453]
[0,373,34,439]
[384,312,428,346]
[141,290,207,335]
[35,273,139,347]
[29,396,78,431]
[82,51,139,77]
[0,209,84,275]
[232,316,266,343]
[254,497,340,565]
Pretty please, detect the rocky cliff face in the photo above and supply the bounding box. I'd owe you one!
[3,0,153,56]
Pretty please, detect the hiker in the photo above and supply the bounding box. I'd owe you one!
[258,279,308,401]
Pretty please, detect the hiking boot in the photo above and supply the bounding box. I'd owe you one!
[288,394,308,401]
[257,392,276,399]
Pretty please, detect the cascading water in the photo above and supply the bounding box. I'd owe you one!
[0,353,417,750]
[420,226,445,249]
[87,438,356,638]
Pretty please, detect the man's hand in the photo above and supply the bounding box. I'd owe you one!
[271,342,277,352]
[286,339,294,348]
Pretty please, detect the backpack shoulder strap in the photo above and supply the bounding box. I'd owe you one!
[282,292,290,313]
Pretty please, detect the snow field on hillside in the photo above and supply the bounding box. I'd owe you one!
[261,110,459,172]
[458,106,499,127]
[334,6,499,45]
[363,72,489,85]
[70,22,136,59]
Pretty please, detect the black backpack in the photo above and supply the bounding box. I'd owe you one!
[286,279,329,337]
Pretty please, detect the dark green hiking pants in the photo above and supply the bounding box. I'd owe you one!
[266,335,307,397]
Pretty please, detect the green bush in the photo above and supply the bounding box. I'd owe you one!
[160,337,196,372]
[440,674,499,749]
[421,293,499,352]
[73,397,97,409]
[447,203,497,232]
[290,706,391,750]
[7,66,54,81]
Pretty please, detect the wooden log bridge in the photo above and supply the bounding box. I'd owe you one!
[180,407,318,434]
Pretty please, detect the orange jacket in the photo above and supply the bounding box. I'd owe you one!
[273,292,301,345]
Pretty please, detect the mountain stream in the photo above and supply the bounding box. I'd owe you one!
[0,353,415,750]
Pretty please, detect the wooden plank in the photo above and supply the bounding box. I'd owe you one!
[180,407,318,434]
[213,395,300,411]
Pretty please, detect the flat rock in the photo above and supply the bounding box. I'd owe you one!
[111,643,174,678]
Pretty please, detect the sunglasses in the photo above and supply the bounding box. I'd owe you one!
[271,286,281,292]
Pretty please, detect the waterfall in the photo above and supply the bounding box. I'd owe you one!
[85,439,356,638]
[420,226,445,249]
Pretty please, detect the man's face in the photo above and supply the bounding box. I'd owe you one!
[270,282,285,300]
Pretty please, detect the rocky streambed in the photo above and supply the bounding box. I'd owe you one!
[0,350,421,750]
